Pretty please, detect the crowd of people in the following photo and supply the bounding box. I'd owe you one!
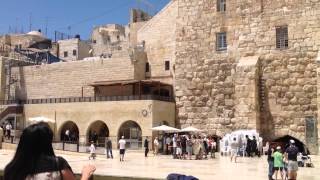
[2,121,309,180]
[156,134,217,160]
[267,140,300,180]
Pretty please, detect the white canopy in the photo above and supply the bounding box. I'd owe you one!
[180,126,203,132]
[29,116,55,123]
[151,125,180,132]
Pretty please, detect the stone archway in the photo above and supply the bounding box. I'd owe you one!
[87,120,109,146]
[273,135,309,154]
[118,120,142,149]
[59,121,79,142]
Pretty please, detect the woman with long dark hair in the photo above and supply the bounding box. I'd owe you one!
[4,122,95,180]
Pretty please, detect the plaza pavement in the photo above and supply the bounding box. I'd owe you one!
[0,149,319,180]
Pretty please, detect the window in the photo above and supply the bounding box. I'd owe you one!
[145,62,150,72]
[165,61,170,71]
[276,26,288,49]
[92,40,96,44]
[216,32,227,51]
[117,35,120,41]
[64,51,68,57]
[73,50,77,56]
[217,0,226,12]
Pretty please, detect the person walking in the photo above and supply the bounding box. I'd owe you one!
[118,136,126,161]
[172,134,177,159]
[153,137,159,156]
[285,140,299,180]
[5,122,12,140]
[166,136,171,155]
[144,136,149,157]
[273,146,284,180]
[88,141,96,160]
[186,135,193,160]
[230,137,238,163]
[245,135,251,157]
[267,146,275,180]
[211,138,217,158]
[105,137,113,159]
[65,129,70,142]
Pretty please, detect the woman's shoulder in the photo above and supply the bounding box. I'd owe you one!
[35,155,71,173]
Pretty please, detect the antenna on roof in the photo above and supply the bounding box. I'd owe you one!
[29,13,32,32]
[45,17,49,36]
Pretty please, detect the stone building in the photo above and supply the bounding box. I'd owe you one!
[57,38,91,62]
[0,0,319,154]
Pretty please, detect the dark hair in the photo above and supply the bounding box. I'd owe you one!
[4,122,55,180]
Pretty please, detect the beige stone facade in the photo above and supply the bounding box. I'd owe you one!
[57,38,90,62]
[22,100,175,148]
[174,0,320,153]
[137,1,178,84]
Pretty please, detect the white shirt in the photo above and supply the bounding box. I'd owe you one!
[172,137,177,147]
[6,124,12,130]
[89,144,96,154]
[119,139,126,150]
[154,139,159,146]
[65,130,70,136]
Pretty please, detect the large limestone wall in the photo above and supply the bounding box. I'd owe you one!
[175,0,320,153]
[137,0,178,84]
[10,57,142,100]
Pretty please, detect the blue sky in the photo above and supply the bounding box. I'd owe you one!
[0,0,170,40]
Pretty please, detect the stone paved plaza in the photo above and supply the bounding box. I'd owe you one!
[0,149,319,180]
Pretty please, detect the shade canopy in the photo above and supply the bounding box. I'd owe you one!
[180,126,203,132]
[29,116,55,123]
[151,125,180,132]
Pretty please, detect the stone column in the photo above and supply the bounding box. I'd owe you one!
[316,53,320,155]
[0,127,3,149]
[234,56,260,131]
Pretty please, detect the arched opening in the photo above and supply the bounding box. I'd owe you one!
[87,121,109,147]
[60,121,79,143]
[273,135,309,154]
[118,120,142,149]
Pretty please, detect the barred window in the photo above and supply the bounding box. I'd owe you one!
[216,32,227,51]
[64,51,68,57]
[217,0,226,12]
[276,26,288,49]
[165,61,170,71]
[145,62,150,72]
[73,50,77,56]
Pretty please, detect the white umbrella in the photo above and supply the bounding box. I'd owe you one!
[151,125,180,132]
[180,126,203,132]
[29,116,55,123]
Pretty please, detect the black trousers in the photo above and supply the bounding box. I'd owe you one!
[145,148,149,157]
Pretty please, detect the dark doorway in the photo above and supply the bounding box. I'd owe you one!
[273,135,309,154]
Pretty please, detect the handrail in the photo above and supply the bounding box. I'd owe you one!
[0,95,175,105]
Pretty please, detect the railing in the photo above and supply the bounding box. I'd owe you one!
[0,95,175,105]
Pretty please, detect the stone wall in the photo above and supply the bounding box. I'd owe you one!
[175,0,320,153]
[10,56,144,100]
[137,0,178,85]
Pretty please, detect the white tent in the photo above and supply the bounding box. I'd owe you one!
[29,116,55,124]
[151,125,180,132]
[180,126,203,132]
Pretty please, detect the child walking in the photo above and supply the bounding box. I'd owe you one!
[89,141,96,160]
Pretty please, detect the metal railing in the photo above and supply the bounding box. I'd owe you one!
[0,95,174,105]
